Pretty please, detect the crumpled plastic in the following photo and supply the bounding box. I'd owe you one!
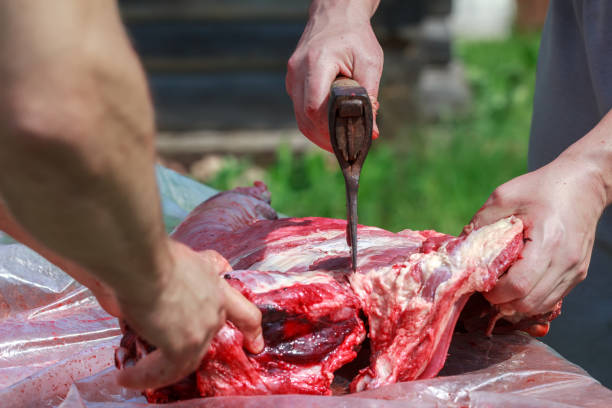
[0,165,611,407]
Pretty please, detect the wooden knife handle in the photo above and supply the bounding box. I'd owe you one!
[328,76,373,167]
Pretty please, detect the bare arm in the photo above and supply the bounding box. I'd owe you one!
[286,0,383,151]
[0,200,121,316]
[0,0,262,389]
[0,0,168,299]
[470,108,612,316]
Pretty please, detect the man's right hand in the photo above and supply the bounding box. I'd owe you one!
[468,147,607,319]
[116,241,264,390]
[286,0,383,152]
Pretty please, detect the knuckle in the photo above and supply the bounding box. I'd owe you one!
[199,248,221,261]
[366,51,383,70]
[286,54,299,72]
[515,298,538,315]
[182,331,204,351]
[201,250,231,274]
[564,253,581,269]
[168,326,212,358]
[576,266,588,282]
[203,303,226,333]
[488,186,508,206]
[539,298,561,315]
[304,48,322,66]
[296,122,310,138]
[507,278,531,298]
[304,101,320,118]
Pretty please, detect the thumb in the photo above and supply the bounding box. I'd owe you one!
[221,279,264,354]
[468,197,514,232]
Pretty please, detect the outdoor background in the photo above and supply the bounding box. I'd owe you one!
[122,0,612,388]
[206,32,539,235]
[120,0,546,236]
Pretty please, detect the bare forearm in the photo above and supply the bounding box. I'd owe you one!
[558,108,612,208]
[0,1,168,300]
[0,199,83,278]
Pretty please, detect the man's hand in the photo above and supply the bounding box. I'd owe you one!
[286,0,383,152]
[468,153,607,317]
[0,1,263,392]
[116,241,263,390]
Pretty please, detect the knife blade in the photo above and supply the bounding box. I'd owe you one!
[328,77,373,271]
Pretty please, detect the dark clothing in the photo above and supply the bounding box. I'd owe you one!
[529,0,612,387]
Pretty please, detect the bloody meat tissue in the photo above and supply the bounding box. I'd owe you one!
[115,182,557,402]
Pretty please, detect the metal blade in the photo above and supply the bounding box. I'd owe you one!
[344,171,359,271]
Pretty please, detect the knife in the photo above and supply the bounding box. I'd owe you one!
[328,76,373,271]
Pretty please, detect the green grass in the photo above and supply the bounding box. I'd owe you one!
[207,33,541,235]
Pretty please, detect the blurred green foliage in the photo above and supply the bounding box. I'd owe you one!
[208,33,541,235]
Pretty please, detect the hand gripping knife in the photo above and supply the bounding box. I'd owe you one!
[328,77,373,271]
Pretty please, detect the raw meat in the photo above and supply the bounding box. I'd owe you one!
[116,183,557,402]
[117,268,365,401]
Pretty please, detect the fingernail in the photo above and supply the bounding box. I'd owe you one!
[253,335,265,353]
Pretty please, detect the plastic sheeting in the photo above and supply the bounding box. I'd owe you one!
[1,166,611,407]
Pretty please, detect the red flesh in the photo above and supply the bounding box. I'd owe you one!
[115,183,560,401]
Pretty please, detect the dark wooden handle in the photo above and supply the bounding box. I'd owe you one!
[328,77,373,167]
[330,76,368,101]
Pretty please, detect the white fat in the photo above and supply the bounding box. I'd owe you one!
[251,227,424,272]
[433,216,521,294]
[376,357,392,379]
[453,217,519,267]
[419,254,448,280]
[245,271,334,294]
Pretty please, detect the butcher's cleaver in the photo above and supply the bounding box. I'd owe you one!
[328,77,373,271]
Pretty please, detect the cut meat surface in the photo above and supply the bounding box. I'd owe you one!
[116,183,558,402]
[348,217,524,391]
[197,269,365,396]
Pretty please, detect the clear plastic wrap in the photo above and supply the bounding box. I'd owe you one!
[0,166,610,407]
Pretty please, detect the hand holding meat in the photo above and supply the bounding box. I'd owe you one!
[0,1,264,392]
[468,115,612,318]
[116,241,263,390]
[286,0,382,151]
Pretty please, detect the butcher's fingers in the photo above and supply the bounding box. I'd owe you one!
[488,214,593,315]
[197,249,263,353]
[116,333,214,390]
[289,56,335,152]
[507,259,573,315]
[197,249,232,275]
[483,235,551,306]
[221,279,264,354]
[513,243,592,315]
